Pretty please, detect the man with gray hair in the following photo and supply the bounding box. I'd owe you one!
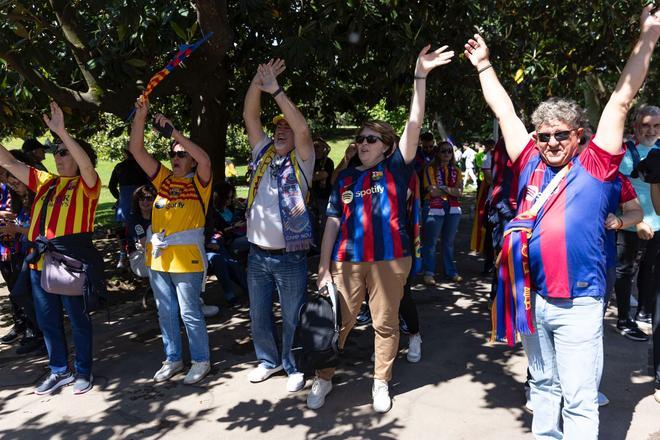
[465,5,659,439]
[614,104,660,341]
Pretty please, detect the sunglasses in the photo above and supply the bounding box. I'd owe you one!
[355,134,383,144]
[168,151,189,159]
[139,195,155,201]
[53,149,69,157]
[537,130,575,143]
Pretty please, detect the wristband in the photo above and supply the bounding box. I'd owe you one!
[478,64,493,74]
[414,75,426,80]
[616,216,624,230]
[271,86,283,98]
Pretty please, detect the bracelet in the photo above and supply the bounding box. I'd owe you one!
[478,64,493,74]
[271,86,283,98]
[414,75,426,80]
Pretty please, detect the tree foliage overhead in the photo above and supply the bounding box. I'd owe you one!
[0,0,657,165]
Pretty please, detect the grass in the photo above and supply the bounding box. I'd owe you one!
[3,129,357,228]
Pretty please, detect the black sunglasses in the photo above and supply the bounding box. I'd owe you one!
[355,134,383,144]
[53,149,69,157]
[168,151,189,159]
[537,130,575,143]
[139,195,155,201]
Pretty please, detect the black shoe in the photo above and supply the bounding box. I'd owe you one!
[1,327,24,344]
[616,320,649,341]
[16,337,46,355]
[356,304,372,325]
[636,312,652,326]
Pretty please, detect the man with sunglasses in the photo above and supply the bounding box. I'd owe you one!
[243,58,315,393]
[465,5,659,438]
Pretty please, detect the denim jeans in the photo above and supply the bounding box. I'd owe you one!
[31,269,93,376]
[247,245,308,375]
[523,293,603,440]
[421,206,461,277]
[149,270,210,363]
[207,246,248,302]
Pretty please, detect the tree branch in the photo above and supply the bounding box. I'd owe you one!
[0,45,100,111]
[48,0,101,98]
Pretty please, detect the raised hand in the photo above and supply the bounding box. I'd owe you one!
[257,58,286,94]
[640,3,660,40]
[464,34,490,68]
[604,213,622,230]
[415,44,454,77]
[153,113,175,132]
[134,97,149,122]
[42,102,66,136]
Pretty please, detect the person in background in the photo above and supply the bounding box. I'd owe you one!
[421,141,464,285]
[311,137,334,246]
[109,148,150,270]
[21,138,48,172]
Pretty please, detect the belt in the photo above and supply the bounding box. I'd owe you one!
[253,244,286,255]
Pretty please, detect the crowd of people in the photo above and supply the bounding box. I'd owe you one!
[0,7,658,439]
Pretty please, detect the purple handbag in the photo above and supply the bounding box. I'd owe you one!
[41,251,86,296]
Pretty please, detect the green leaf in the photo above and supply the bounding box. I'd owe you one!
[170,21,187,41]
[125,58,147,68]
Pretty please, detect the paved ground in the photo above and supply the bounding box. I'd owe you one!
[0,217,658,440]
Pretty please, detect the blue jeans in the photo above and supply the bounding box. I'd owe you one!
[207,246,248,302]
[523,293,603,440]
[31,270,93,376]
[247,245,308,375]
[421,208,461,277]
[149,270,210,363]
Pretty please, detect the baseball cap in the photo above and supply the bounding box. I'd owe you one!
[272,114,289,125]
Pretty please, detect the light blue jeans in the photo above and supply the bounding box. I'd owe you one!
[523,293,603,440]
[149,270,210,363]
[421,206,461,278]
[247,245,308,375]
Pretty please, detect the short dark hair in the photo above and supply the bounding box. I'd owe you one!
[75,138,98,167]
[420,132,434,142]
[9,149,36,167]
[131,184,157,217]
[21,138,45,152]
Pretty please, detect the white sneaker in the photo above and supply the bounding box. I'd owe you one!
[307,377,332,409]
[524,384,533,412]
[247,364,283,383]
[153,360,184,382]
[407,333,422,363]
[183,361,211,384]
[654,388,660,403]
[202,304,220,318]
[287,372,305,392]
[372,379,392,413]
[597,391,609,406]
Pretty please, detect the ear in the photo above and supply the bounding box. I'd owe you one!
[576,127,584,139]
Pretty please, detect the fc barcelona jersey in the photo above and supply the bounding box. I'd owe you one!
[327,148,413,262]
[513,139,625,298]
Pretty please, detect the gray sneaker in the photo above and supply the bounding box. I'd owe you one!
[35,372,74,395]
[73,374,93,395]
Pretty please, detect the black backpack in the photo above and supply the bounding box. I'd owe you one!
[292,283,342,374]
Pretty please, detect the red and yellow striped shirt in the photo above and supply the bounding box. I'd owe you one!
[28,167,101,241]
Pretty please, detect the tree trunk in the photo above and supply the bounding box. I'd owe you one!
[189,75,228,182]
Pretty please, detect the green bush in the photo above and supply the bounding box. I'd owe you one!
[367,98,409,134]
[89,113,172,161]
[225,124,251,164]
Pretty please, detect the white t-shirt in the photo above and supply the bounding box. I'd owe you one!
[463,147,476,169]
[247,136,315,249]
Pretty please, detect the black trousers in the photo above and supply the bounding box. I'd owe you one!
[614,230,660,321]
[400,273,420,335]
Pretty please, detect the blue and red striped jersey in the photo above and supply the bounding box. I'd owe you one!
[327,148,414,262]
[513,139,625,298]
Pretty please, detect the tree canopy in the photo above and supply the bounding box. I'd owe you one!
[1,1,657,174]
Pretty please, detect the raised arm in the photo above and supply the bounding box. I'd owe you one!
[243,59,287,148]
[593,6,659,153]
[0,144,29,186]
[257,60,313,161]
[464,34,529,162]
[43,102,98,188]
[399,45,454,164]
[155,113,212,185]
[128,98,159,178]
